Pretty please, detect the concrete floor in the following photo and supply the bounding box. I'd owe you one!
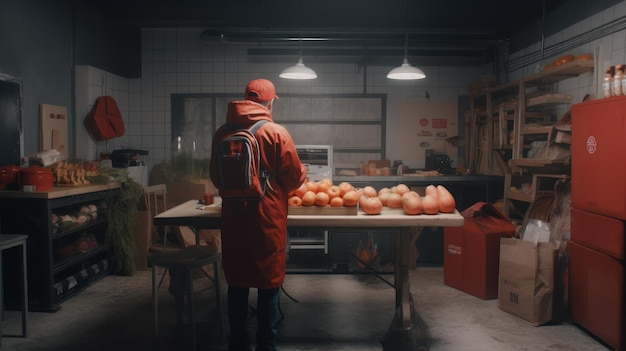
[1,267,611,351]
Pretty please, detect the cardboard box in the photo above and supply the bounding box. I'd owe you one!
[443,202,515,300]
[134,209,151,271]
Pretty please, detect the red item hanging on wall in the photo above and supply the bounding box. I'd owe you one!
[84,96,126,141]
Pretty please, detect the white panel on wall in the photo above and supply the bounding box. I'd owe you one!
[400,101,458,166]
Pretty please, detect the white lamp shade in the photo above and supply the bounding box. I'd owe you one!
[387,57,426,80]
[279,57,317,79]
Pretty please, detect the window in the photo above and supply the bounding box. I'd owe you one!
[171,93,386,171]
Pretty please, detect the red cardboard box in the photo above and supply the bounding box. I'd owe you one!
[444,202,515,300]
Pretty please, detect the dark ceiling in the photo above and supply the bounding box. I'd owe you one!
[77,0,572,66]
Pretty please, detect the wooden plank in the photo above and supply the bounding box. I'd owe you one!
[40,104,68,158]
[288,205,358,216]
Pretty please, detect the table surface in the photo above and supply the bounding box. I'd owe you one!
[0,183,120,200]
[154,198,464,229]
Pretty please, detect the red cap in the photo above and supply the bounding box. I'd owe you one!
[245,79,279,102]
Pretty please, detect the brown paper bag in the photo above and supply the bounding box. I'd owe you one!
[498,237,558,326]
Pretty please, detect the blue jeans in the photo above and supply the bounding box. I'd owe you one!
[228,286,280,351]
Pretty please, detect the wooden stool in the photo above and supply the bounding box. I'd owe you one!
[0,234,28,347]
[148,245,224,351]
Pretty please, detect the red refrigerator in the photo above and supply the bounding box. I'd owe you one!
[571,96,626,351]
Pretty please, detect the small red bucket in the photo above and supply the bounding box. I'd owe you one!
[0,165,21,190]
[21,166,53,191]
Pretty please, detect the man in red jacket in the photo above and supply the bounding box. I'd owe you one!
[210,79,306,351]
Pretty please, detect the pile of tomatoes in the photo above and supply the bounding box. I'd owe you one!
[288,180,456,216]
[288,179,359,208]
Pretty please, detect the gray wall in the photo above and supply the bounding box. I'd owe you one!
[0,0,140,159]
[0,1,74,158]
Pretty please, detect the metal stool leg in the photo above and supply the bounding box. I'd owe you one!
[152,265,159,350]
[186,269,196,351]
[213,261,225,345]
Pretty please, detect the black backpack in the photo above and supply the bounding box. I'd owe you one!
[215,120,269,201]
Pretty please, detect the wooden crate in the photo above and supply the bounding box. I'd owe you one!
[288,205,357,215]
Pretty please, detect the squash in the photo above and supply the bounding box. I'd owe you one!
[421,195,439,215]
[436,185,456,213]
[386,192,403,208]
[401,192,423,215]
[425,184,439,199]
[359,195,383,215]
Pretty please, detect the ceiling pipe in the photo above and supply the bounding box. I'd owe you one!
[201,28,502,66]
[200,28,503,47]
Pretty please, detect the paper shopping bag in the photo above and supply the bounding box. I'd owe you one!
[498,237,558,326]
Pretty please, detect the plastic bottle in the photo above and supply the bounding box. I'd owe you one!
[603,66,615,98]
[614,64,624,96]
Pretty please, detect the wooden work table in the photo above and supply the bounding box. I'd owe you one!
[154,198,464,350]
[0,183,120,200]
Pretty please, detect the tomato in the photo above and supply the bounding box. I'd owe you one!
[315,192,330,206]
[288,196,303,206]
[330,196,344,207]
[338,182,356,197]
[301,191,316,206]
[326,185,341,199]
[342,190,359,207]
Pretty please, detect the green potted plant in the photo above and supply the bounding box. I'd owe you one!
[87,167,144,275]
[158,151,217,206]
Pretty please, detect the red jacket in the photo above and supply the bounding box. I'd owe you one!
[210,100,306,289]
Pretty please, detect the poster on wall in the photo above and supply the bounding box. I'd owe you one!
[400,102,458,164]
[40,104,69,158]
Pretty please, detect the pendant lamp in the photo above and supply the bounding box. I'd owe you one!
[280,56,317,80]
[280,1,317,81]
[388,0,425,82]
[387,57,426,80]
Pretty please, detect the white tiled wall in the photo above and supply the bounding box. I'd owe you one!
[74,65,131,160]
[76,2,625,177]
[144,28,491,172]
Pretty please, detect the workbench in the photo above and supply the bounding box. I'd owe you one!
[153,198,464,350]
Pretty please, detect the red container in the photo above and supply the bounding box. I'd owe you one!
[569,239,625,351]
[0,165,21,190]
[571,96,626,220]
[571,207,625,259]
[20,166,53,191]
[443,202,515,300]
[203,193,214,205]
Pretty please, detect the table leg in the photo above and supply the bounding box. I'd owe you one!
[19,241,28,337]
[0,250,3,348]
[395,227,421,327]
[381,226,429,351]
